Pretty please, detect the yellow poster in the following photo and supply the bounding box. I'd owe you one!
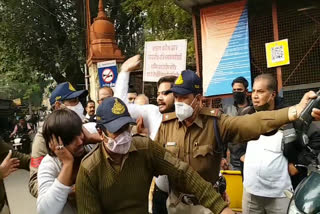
[265,39,290,68]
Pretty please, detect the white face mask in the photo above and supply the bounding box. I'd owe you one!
[105,131,132,154]
[66,102,85,120]
[174,96,199,122]
[175,102,194,122]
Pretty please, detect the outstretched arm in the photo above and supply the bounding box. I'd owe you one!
[220,91,320,144]
[149,140,228,214]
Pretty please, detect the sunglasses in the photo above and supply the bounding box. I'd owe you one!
[157,90,172,96]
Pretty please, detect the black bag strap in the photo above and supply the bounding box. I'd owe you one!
[213,117,224,154]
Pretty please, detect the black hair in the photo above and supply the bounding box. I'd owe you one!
[157,75,177,88]
[232,76,249,89]
[86,99,95,107]
[128,86,137,94]
[42,109,82,156]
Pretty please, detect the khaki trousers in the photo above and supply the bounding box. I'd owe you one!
[242,188,290,214]
[166,191,213,214]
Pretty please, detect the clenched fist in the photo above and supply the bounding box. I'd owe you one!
[120,55,141,73]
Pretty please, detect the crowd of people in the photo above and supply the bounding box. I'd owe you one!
[0,55,319,214]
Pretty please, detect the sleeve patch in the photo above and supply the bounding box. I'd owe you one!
[30,156,44,168]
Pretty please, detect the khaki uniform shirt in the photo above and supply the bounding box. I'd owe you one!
[155,107,290,185]
[76,136,228,214]
[29,128,48,198]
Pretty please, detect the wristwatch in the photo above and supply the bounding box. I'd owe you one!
[289,105,298,121]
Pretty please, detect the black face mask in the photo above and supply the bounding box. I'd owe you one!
[253,94,273,112]
[254,102,270,112]
[233,92,246,105]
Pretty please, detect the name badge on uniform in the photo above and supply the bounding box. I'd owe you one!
[166,142,177,146]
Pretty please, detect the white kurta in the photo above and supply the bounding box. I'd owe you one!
[244,130,292,197]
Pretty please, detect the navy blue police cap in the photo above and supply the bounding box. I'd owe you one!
[96,97,135,133]
[168,70,202,95]
[49,82,88,106]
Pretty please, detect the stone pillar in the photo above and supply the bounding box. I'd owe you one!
[87,62,122,105]
[86,0,125,106]
[88,63,99,103]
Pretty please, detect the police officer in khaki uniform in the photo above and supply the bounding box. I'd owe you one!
[155,70,320,214]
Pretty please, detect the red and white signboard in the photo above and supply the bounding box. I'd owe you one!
[143,39,187,82]
[97,60,118,87]
[101,68,115,83]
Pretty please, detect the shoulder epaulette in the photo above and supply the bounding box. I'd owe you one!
[82,144,100,162]
[132,135,150,150]
[162,112,177,122]
[132,133,149,138]
[199,107,222,118]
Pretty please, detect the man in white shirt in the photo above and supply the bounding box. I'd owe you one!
[83,100,96,123]
[127,87,138,104]
[114,55,176,141]
[243,74,292,214]
[134,94,149,105]
[114,55,177,213]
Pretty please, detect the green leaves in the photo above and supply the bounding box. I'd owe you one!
[121,0,195,67]
[0,0,196,104]
[0,0,85,84]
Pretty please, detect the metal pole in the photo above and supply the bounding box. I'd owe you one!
[84,64,89,101]
[142,81,145,94]
[192,13,200,78]
[272,0,283,93]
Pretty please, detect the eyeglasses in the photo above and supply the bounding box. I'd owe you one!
[157,90,172,96]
